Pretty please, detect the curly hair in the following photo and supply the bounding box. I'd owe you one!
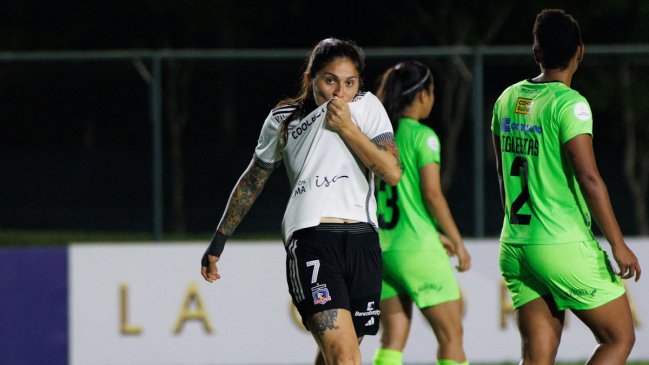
[533,9,583,70]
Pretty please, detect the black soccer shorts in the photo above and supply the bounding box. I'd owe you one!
[285,222,382,337]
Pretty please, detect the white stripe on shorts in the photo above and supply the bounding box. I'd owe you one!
[287,239,305,302]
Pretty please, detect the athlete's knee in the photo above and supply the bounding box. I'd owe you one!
[616,329,635,349]
[599,327,635,353]
[320,341,361,365]
[435,322,464,347]
[322,349,361,365]
[626,330,636,349]
[521,334,560,364]
[524,335,560,352]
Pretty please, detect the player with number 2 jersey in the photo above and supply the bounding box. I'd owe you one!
[491,79,594,244]
[491,9,640,364]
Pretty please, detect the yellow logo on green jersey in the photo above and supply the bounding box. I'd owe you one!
[515,97,534,115]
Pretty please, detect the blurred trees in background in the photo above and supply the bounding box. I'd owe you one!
[1,1,648,236]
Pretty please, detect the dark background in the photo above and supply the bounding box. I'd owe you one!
[2,1,648,238]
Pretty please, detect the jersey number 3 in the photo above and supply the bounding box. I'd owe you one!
[509,156,532,225]
[378,180,400,229]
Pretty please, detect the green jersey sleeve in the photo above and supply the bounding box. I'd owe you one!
[417,127,441,169]
[491,97,502,136]
[557,97,593,143]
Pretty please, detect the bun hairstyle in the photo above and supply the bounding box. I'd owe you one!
[376,60,433,130]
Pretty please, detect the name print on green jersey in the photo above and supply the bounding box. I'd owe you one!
[500,117,541,157]
[501,135,539,157]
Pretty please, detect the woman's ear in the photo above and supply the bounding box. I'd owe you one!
[576,44,585,63]
[417,88,428,103]
[533,46,542,65]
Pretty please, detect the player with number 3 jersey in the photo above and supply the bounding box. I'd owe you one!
[374,61,470,365]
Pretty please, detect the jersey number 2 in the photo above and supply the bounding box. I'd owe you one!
[378,180,399,229]
[509,156,532,225]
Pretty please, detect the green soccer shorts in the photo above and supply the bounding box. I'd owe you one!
[500,239,625,310]
[381,245,460,309]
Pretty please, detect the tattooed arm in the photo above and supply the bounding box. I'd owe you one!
[201,158,274,282]
[326,98,402,186]
[216,158,274,236]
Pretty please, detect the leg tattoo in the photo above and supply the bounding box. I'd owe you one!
[307,310,339,336]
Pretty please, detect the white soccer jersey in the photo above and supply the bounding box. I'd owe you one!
[254,92,395,243]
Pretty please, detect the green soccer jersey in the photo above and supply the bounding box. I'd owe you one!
[491,79,595,244]
[377,117,441,251]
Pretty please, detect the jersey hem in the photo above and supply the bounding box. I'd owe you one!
[500,236,596,245]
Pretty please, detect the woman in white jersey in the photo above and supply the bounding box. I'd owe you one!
[373,61,470,365]
[491,9,641,364]
[201,38,402,365]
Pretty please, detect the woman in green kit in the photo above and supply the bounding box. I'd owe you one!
[491,9,641,365]
[373,60,471,365]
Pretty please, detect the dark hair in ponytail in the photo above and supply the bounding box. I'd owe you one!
[376,61,433,131]
[276,38,365,149]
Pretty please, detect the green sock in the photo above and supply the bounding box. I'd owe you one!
[373,348,403,365]
[438,360,469,365]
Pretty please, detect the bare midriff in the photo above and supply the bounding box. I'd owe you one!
[320,217,360,224]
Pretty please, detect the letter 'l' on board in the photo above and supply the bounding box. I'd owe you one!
[119,281,214,335]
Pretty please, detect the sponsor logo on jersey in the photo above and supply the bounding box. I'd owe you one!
[573,101,592,121]
[293,185,306,196]
[501,118,543,134]
[569,288,597,298]
[355,301,381,317]
[515,97,534,114]
[315,175,349,188]
[417,282,443,293]
[520,87,540,95]
[364,317,375,327]
[311,284,332,305]
[354,309,381,317]
[293,179,311,197]
[290,111,322,139]
[366,301,375,311]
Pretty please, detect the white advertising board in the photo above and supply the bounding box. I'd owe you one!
[70,239,648,364]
